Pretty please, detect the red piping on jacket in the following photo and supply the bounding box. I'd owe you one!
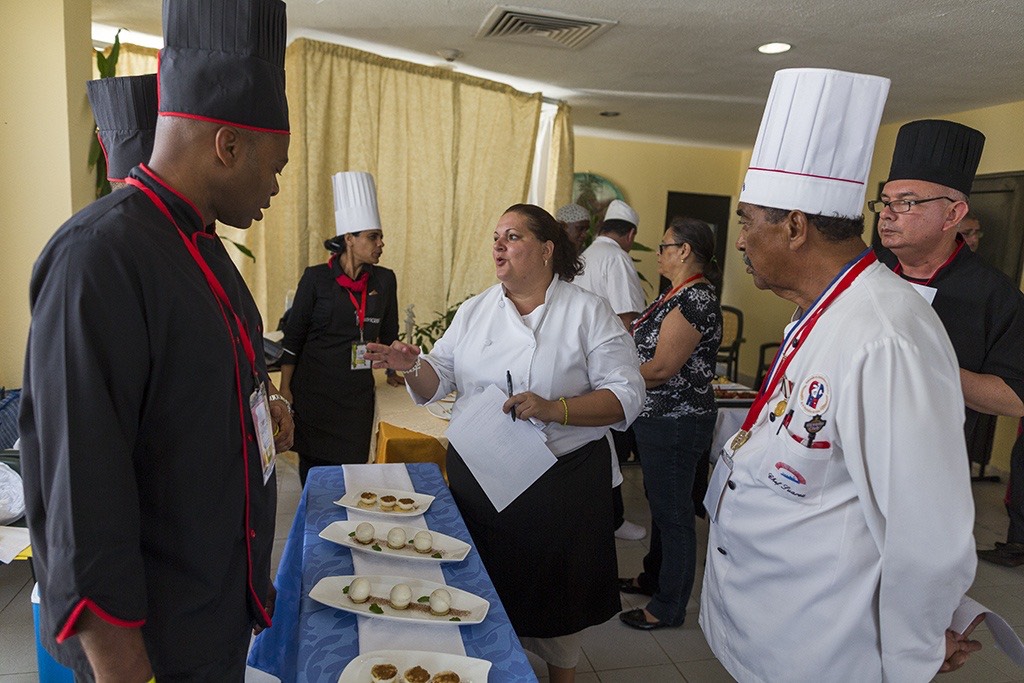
[56,598,145,643]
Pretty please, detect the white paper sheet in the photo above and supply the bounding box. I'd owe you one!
[952,595,1024,666]
[909,281,938,305]
[445,384,556,512]
[341,464,465,657]
[0,526,30,564]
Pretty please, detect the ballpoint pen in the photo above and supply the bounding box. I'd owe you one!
[506,370,516,422]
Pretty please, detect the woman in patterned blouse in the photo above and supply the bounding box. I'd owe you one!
[618,216,723,631]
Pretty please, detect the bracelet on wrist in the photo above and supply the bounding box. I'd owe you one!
[409,357,422,376]
[268,393,292,413]
[558,396,569,426]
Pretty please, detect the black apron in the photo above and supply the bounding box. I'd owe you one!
[447,437,619,638]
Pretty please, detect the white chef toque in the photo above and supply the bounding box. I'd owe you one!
[740,68,890,219]
[604,199,639,227]
[332,171,382,235]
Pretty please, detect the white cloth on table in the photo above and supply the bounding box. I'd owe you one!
[342,464,465,657]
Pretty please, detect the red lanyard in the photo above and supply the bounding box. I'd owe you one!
[630,272,705,334]
[126,174,258,376]
[892,238,964,287]
[732,249,876,449]
[329,259,370,335]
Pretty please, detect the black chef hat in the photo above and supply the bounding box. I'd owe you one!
[159,0,289,134]
[86,74,158,182]
[886,120,985,196]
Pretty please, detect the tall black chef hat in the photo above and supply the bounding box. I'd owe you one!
[886,120,985,196]
[159,0,289,134]
[86,74,158,182]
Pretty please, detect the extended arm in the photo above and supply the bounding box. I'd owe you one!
[960,369,1024,417]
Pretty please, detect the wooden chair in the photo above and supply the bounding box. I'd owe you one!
[716,306,745,382]
[374,421,448,483]
[754,342,782,390]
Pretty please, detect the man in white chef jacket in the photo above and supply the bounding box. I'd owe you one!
[699,68,980,681]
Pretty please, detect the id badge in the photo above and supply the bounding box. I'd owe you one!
[704,445,735,524]
[250,385,277,485]
[351,343,371,370]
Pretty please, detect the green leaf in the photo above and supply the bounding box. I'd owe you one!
[371,544,382,552]
[417,595,430,603]
[630,240,653,253]
[348,531,355,537]
[342,585,350,594]
[369,603,384,614]
[88,136,102,168]
[431,552,442,559]
[219,236,256,261]
[449,616,461,621]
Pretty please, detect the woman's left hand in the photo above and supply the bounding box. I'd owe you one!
[504,392,561,424]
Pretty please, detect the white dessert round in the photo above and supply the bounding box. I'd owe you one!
[413,530,433,553]
[389,583,413,609]
[386,527,407,549]
[429,587,452,615]
[354,522,376,544]
[348,577,371,604]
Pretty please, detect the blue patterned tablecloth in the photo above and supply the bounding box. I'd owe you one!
[248,463,536,682]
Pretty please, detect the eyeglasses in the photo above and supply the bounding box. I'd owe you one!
[867,196,956,214]
[658,242,686,254]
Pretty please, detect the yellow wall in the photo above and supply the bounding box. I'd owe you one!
[574,135,807,382]
[0,0,94,386]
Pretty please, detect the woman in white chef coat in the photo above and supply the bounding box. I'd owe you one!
[367,204,645,683]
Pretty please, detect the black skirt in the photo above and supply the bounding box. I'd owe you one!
[447,437,619,638]
[292,368,375,465]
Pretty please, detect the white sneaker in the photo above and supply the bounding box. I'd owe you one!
[615,519,647,540]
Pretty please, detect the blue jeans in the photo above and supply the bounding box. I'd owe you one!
[633,412,716,625]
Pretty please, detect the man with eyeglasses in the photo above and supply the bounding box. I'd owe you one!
[873,120,1024,567]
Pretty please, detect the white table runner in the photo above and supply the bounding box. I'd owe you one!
[341,464,466,656]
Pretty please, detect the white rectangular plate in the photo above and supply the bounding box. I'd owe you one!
[319,521,471,563]
[338,649,491,683]
[335,487,435,518]
[309,575,489,626]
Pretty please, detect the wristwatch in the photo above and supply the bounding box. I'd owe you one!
[268,393,292,413]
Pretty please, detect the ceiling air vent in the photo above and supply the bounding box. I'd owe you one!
[476,5,617,50]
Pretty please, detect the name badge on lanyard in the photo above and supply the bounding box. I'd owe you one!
[250,384,277,484]
[344,283,371,370]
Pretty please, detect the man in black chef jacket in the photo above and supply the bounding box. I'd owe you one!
[19,0,294,678]
[873,120,1024,566]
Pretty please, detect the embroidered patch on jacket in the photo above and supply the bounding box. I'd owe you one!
[798,375,830,416]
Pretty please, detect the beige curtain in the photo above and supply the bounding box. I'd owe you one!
[231,38,543,334]
[545,102,575,213]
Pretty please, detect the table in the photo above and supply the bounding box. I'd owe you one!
[247,463,536,682]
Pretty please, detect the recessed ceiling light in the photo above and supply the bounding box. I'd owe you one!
[599,111,620,117]
[757,42,792,55]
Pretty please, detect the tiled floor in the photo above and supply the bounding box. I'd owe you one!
[4,457,1024,682]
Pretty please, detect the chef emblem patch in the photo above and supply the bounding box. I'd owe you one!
[798,375,830,415]
[774,462,806,485]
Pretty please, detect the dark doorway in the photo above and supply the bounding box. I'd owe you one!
[663,191,733,296]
